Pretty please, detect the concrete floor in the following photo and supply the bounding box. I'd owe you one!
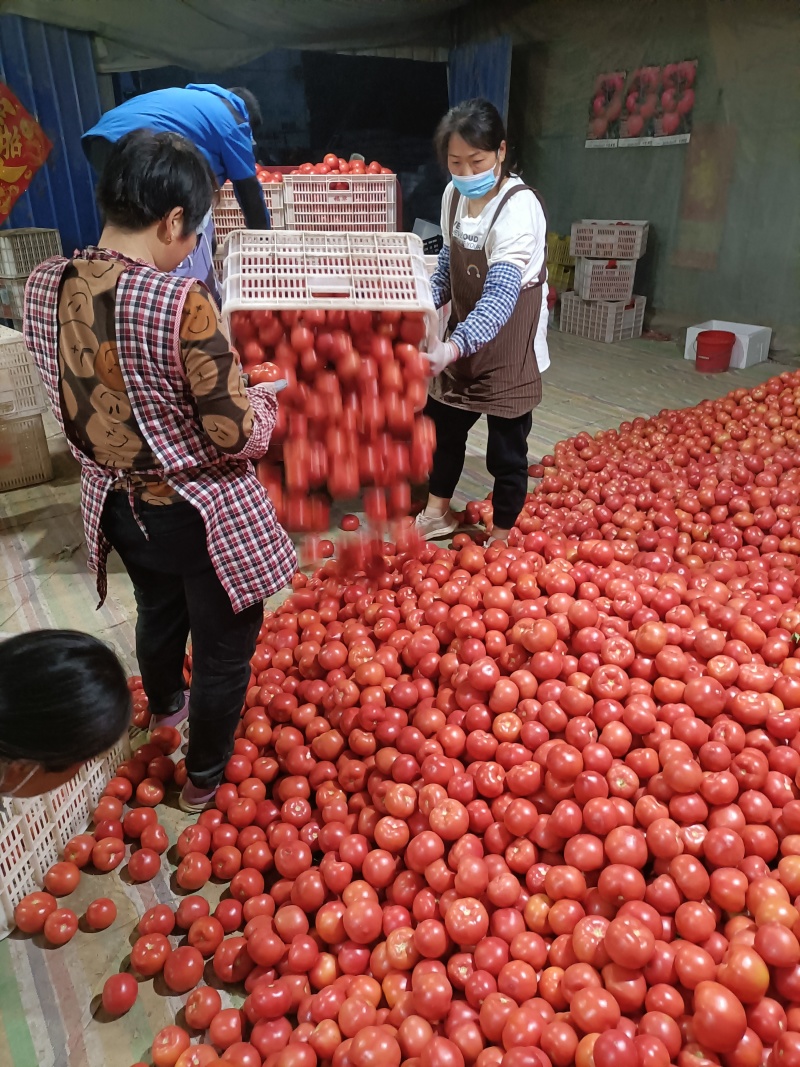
[0,331,781,1066]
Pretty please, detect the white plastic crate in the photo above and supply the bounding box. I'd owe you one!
[424,256,450,341]
[0,325,46,417]
[0,412,52,492]
[684,320,772,370]
[0,738,128,938]
[283,173,397,232]
[570,220,649,260]
[213,180,286,243]
[560,292,646,343]
[574,258,636,302]
[221,230,437,344]
[0,228,62,276]
[0,275,26,325]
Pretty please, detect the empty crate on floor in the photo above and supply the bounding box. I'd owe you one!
[0,412,52,492]
[560,293,646,343]
[0,325,46,418]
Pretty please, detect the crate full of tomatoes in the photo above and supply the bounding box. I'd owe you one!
[212,168,286,245]
[283,153,397,232]
[221,231,436,534]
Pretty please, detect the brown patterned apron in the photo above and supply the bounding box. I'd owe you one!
[432,183,546,419]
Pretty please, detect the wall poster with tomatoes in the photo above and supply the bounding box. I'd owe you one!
[585,61,697,149]
[585,71,627,148]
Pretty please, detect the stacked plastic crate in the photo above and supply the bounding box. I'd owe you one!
[212,180,287,282]
[0,324,52,492]
[545,233,574,295]
[213,172,399,282]
[0,228,62,330]
[560,220,649,343]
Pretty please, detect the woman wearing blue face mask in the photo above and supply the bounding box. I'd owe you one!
[24,131,295,813]
[417,98,549,544]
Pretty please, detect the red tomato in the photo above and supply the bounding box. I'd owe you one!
[85,897,117,932]
[163,946,205,993]
[43,861,80,897]
[126,847,161,883]
[14,891,58,934]
[62,834,96,868]
[152,1025,191,1067]
[131,933,171,977]
[185,985,223,1030]
[43,907,78,946]
[101,973,138,1016]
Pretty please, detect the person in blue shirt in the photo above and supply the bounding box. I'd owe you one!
[82,84,270,299]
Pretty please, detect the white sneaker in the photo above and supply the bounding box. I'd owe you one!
[414,508,459,540]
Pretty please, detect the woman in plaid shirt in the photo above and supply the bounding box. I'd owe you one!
[24,131,296,813]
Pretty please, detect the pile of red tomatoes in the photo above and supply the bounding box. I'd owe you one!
[289,155,394,178]
[14,370,800,1067]
[255,167,285,186]
[230,308,433,534]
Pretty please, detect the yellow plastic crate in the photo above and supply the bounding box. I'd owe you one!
[546,233,574,268]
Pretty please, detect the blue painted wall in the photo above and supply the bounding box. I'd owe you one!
[0,14,102,255]
[449,36,512,122]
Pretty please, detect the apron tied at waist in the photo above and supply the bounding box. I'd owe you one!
[432,182,546,420]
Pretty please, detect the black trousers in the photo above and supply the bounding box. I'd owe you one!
[101,492,262,788]
[426,396,532,530]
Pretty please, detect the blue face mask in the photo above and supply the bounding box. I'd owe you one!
[196,206,213,236]
[450,158,500,200]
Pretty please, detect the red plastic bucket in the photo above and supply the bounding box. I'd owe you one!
[695,330,735,373]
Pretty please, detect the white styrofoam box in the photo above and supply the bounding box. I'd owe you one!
[684,320,772,370]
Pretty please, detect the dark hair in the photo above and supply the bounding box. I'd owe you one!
[96,129,216,236]
[229,86,263,133]
[434,98,512,178]
[0,631,131,771]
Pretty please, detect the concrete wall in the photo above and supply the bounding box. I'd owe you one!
[458,0,799,350]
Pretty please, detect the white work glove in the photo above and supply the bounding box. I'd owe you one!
[249,379,288,394]
[425,338,459,377]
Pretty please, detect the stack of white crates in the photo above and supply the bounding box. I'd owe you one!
[0,324,52,492]
[560,220,649,343]
[0,227,62,330]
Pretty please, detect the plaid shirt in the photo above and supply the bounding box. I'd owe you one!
[24,250,296,613]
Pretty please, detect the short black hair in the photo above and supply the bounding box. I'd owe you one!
[96,129,216,236]
[434,98,512,178]
[0,631,131,771]
[229,86,262,133]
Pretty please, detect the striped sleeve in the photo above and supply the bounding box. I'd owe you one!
[450,261,522,358]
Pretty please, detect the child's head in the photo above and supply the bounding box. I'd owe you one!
[0,630,131,797]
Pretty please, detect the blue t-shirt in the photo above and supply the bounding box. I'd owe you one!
[82,84,257,185]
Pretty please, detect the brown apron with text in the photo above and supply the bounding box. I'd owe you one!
[431,183,546,419]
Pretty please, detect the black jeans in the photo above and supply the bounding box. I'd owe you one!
[426,396,533,530]
[101,492,263,789]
